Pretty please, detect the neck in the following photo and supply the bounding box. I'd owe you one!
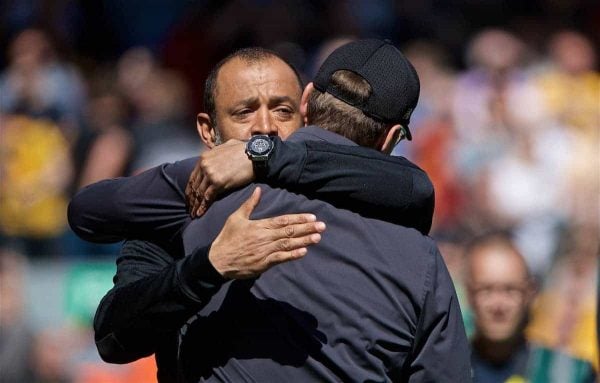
[472,333,526,364]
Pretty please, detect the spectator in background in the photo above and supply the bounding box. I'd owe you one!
[64,73,134,257]
[479,123,572,279]
[534,30,599,232]
[0,248,35,382]
[526,224,599,370]
[436,230,474,337]
[0,115,73,255]
[401,40,464,231]
[0,28,86,139]
[452,28,573,278]
[536,29,599,138]
[74,77,133,190]
[308,36,355,78]
[0,28,84,256]
[116,47,201,172]
[452,28,531,181]
[466,233,596,383]
[31,326,88,383]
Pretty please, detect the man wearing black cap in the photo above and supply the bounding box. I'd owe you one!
[178,38,469,382]
[70,40,470,381]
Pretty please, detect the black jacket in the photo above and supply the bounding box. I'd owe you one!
[68,127,467,382]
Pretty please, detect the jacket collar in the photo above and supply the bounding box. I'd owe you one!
[287,126,358,146]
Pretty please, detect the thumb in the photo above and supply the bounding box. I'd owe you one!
[237,186,261,219]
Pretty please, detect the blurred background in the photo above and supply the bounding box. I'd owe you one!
[0,0,598,382]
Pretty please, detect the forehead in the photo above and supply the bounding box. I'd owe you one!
[469,245,528,284]
[214,57,301,105]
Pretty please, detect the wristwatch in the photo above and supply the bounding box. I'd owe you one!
[245,135,274,174]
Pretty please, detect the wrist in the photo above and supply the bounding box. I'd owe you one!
[177,244,227,302]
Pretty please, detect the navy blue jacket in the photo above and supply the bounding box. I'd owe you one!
[68,128,468,382]
[175,129,470,381]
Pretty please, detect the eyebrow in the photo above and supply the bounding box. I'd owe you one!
[268,95,298,107]
[229,95,299,110]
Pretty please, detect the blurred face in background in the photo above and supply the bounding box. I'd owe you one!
[467,242,534,343]
[549,30,597,75]
[9,29,53,71]
[198,56,303,148]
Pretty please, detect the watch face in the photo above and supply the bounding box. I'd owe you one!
[250,138,271,155]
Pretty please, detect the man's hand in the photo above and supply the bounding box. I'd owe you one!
[186,139,253,218]
[209,187,325,279]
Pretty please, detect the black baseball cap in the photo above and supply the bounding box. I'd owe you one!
[313,39,420,140]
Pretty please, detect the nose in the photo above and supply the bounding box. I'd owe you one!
[251,108,278,136]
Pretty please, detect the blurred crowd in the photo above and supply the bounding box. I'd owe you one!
[0,0,598,382]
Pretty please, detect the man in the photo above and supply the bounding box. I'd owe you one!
[466,232,595,383]
[71,39,469,381]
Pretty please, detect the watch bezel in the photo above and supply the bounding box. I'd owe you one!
[246,135,274,161]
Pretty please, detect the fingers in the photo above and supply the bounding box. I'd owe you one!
[265,234,321,268]
[265,247,308,266]
[194,184,213,218]
[236,187,262,219]
[275,221,326,241]
[264,230,323,266]
[191,176,210,218]
[195,196,208,218]
[262,213,318,229]
[209,200,325,279]
[187,165,203,215]
[185,175,198,213]
[262,220,325,267]
[272,232,322,252]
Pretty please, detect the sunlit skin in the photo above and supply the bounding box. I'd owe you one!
[197,56,303,147]
[467,244,534,343]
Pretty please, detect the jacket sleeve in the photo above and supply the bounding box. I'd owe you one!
[67,158,197,244]
[68,139,434,244]
[94,239,225,364]
[265,138,435,234]
[401,248,472,382]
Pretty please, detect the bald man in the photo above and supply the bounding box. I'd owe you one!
[466,233,595,383]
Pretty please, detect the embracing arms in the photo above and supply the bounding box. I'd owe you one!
[188,137,434,233]
[94,189,325,363]
[68,138,433,244]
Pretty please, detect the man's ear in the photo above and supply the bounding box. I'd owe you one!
[379,124,404,154]
[300,82,314,126]
[197,113,217,149]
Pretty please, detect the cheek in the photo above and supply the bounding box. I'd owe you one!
[277,117,302,139]
[217,121,253,141]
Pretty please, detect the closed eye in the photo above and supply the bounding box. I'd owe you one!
[232,109,254,120]
[235,108,252,115]
[273,106,295,120]
[275,107,293,114]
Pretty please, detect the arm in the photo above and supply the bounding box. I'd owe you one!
[269,139,434,234]
[400,249,472,382]
[68,157,196,244]
[94,189,325,363]
[188,138,434,234]
[94,240,218,363]
[69,136,432,245]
